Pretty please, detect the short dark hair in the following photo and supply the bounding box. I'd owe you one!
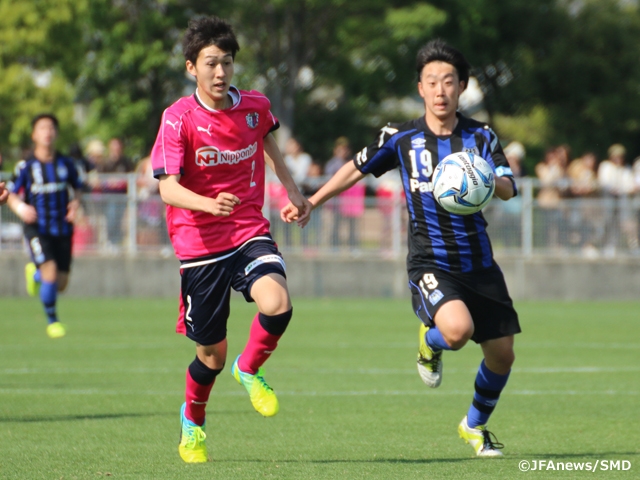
[31,113,59,131]
[415,39,470,87]
[182,16,240,64]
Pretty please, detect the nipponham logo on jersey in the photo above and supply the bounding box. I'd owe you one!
[246,112,259,129]
[195,143,258,167]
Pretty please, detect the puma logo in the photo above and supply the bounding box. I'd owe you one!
[197,125,213,136]
[165,119,178,130]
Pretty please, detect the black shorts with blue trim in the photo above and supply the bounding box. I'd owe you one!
[177,236,286,346]
[408,263,520,344]
[23,224,73,272]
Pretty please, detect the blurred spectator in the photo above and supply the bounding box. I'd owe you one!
[325,137,363,250]
[85,138,131,250]
[567,152,598,197]
[597,144,637,255]
[325,136,351,176]
[598,144,635,195]
[105,138,134,173]
[136,156,166,246]
[633,156,640,192]
[375,171,404,251]
[300,161,323,249]
[68,143,95,192]
[284,137,312,187]
[535,146,570,249]
[567,152,600,255]
[491,141,527,249]
[503,141,528,177]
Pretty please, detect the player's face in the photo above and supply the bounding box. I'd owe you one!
[31,118,58,149]
[418,61,466,122]
[187,44,234,110]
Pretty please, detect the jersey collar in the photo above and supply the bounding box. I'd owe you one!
[194,86,241,112]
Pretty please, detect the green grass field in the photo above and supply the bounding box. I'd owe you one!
[0,297,638,479]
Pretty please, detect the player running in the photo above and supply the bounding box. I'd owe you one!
[6,114,82,339]
[150,16,311,463]
[283,39,521,457]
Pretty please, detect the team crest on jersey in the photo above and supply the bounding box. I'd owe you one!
[56,164,68,180]
[246,112,259,129]
[464,147,480,156]
[428,289,444,306]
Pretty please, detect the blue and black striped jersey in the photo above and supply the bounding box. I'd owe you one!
[354,113,514,274]
[10,154,82,236]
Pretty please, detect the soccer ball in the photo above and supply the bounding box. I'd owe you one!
[432,152,495,215]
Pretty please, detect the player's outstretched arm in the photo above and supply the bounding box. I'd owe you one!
[158,174,240,217]
[263,133,312,223]
[0,182,8,205]
[283,160,366,227]
[494,176,516,201]
[7,192,37,223]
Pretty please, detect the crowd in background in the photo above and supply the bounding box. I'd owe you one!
[2,135,640,256]
[531,142,640,256]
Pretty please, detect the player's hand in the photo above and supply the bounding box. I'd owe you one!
[0,182,8,205]
[208,192,240,216]
[281,191,313,227]
[66,199,80,223]
[16,202,37,223]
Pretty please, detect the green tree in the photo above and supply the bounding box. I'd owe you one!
[0,0,86,159]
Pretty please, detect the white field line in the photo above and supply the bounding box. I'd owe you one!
[1,366,640,375]
[0,388,637,396]
[1,342,639,351]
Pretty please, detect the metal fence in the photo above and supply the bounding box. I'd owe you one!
[1,174,639,259]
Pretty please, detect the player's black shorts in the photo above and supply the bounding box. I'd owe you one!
[177,236,286,346]
[408,264,520,344]
[23,224,73,272]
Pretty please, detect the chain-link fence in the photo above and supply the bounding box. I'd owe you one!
[1,174,639,259]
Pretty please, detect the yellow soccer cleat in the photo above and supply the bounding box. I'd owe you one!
[417,323,443,388]
[458,415,504,457]
[231,355,279,417]
[178,403,208,463]
[46,322,66,339]
[25,262,40,297]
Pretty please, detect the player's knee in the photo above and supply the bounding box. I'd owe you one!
[444,325,474,350]
[499,349,515,369]
[258,309,293,336]
[189,356,223,385]
[259,292,291,316]
[57,278,69,292]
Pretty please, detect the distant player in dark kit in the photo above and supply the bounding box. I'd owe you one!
[283,39,520,457]
[6,114,83,339]
[150,16,311,463]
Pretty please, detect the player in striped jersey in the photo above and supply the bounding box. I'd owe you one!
[284,39,520,457]
[7,114,82,339]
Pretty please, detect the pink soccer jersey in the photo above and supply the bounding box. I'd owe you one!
[151,87,279,260]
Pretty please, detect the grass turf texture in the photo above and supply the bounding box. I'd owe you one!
[0,298,638,479]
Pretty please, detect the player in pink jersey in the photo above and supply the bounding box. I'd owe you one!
[150,16,311,463]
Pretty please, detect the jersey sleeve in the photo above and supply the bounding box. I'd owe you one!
[481,125,513,178]
[151,108,185,178]
[65,157,83,190]
[9,160,27,194]
[353,124,401,178]
[261,96,279,137]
